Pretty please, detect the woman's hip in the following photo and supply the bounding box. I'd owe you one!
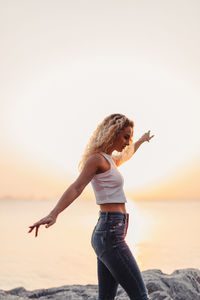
[91,211,129,257]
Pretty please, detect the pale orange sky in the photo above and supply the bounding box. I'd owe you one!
[0,0,200,200]
[129,155,200,201]
[1,143,200,201]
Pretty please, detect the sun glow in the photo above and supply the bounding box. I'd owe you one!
[126,200,155,260]
[3,56,200,194]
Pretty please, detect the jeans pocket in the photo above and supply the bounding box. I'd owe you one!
[91,230,107,258]
[109,222,125,245]
[109,220,125,233]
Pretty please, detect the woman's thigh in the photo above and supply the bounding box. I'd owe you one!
[97,257,118,300]
[91,215,149,300]
[100,240,149,300]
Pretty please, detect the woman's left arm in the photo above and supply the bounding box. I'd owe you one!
[134,130,154,153]
[112,130,154,166]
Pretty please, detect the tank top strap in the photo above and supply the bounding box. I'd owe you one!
[99,152,114,166]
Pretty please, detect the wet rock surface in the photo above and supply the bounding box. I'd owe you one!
[0,268,200,299]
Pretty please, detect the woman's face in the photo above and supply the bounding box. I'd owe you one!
[114,126,133,152]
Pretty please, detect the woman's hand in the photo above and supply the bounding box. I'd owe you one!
[28,214,57,237]
[139,130,154,143]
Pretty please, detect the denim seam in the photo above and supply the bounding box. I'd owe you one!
[114,246,148,298]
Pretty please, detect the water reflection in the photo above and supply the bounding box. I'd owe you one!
[126,200,155,259]
[0,198,199,290]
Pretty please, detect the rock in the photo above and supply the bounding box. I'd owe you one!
[142,268,200,300]
[0,268,199,299]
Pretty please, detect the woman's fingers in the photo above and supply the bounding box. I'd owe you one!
[149,134,154,140]
[28,215,56,237]
[28,219,43,236]
[28,226,35,233]
[45,221,53,228]
[45,219,55,228]
[147,131,154,141]
[28,224,40,237]
[141,131,154,142]
[35,225,39,237]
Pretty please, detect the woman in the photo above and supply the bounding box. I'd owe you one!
[28,113,154,300]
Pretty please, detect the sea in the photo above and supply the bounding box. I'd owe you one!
[0,198,199,290]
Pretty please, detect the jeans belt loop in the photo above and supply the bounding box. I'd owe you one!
[123,214,126,223]
[105,211,109,222]
[127,214,129,227]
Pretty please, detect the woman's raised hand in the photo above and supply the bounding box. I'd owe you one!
[28,214,57,237]
[140,130,154,143]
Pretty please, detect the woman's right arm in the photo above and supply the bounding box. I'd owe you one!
[112,130,154,166]
[28,154,101,237]
[48,154,100,217]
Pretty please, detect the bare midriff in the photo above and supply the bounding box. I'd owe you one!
[99,203,127,214]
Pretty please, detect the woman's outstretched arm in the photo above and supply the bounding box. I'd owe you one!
[112,130,154,166]
[28,154,101,237]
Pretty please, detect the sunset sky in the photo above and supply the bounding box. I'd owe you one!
[1,0,200,200]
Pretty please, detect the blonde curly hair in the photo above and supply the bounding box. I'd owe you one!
[78,113,134,171]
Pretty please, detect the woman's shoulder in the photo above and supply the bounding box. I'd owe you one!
[87,152,110,168]
[88,152,106,162]
[79,153,104,175]
[88,152,111,175]
[80,153,105,175]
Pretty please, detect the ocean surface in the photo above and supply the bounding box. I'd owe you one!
[0,198,200,290]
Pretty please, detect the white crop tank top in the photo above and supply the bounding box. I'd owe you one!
[91,152,127,205]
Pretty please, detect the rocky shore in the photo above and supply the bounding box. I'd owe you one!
[0,268,200,300]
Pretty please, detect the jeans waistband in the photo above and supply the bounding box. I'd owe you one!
[99,211,129,222]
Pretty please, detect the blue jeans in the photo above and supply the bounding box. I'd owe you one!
[91,211,149,300]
